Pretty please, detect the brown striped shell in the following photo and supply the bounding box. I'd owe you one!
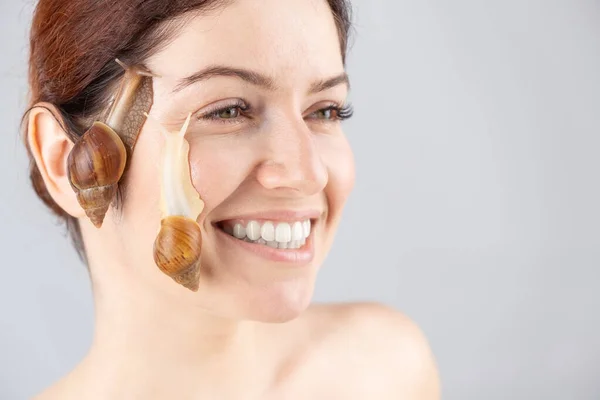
[153,215,202,291]
[67,122,126,228]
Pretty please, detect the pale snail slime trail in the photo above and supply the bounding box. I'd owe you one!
[66,59,155,228]
[144,112,205,291]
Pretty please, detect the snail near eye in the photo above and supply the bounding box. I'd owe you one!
[145,113,205,291]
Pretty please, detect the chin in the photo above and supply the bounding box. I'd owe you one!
[243,278,316,323]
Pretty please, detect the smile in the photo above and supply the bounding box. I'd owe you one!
[217,219,312,250]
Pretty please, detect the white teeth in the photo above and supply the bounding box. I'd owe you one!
[223,218,312,248]
[303,220,310,238]
[275,223,292,242]
[292,221,304,241]
[246,220,261,240]
[233,223,246,239]
[261,222,275,241]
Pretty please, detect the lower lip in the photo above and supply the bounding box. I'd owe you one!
[214,226,315,264]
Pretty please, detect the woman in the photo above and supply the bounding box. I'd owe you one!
[24,0,440,398]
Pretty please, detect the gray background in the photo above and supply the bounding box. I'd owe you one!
[1,0,599,399]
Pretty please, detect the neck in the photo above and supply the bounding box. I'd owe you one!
[96,284,255,359]
[72,226,274,398]
[76,273,264,397]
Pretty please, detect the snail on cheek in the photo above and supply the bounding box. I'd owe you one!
[145,113,205,292]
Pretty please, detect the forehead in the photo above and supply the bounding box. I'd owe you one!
[146,0,344,85]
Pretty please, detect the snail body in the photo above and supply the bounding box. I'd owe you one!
[67,59,154,228]
[67,122,126,228]
[105,61,154,153]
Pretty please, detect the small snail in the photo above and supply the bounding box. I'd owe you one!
[146,113,205,291]
[67,59,154,228]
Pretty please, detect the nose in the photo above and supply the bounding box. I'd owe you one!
[255,115,328,196]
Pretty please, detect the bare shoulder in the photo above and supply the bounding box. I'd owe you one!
[298,302,441,399]
[31,376,74,400]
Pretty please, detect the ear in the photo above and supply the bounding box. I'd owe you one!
[27,103,85,219]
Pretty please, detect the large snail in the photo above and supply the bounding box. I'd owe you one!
[67,60,154,228]
[67,122,127,227]
[146,113,205,291]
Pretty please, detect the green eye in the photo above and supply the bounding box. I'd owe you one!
[218,107,240,119]
[315,109,334,119]
[198,100,250,124]
[310,104,354,122]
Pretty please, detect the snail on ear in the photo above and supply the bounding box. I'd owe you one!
[67,122,127,227]
[67,59,155,228]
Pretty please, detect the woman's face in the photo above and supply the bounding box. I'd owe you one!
[94,0,354,322]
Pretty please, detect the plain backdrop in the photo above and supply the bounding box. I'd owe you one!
[1,0,599,399]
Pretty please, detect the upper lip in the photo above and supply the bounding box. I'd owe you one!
[214,209,323,223]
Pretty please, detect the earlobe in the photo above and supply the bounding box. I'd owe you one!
[27,103,86,219]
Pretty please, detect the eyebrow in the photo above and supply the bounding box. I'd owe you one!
[309,73,350,94]
[172,65,350,94]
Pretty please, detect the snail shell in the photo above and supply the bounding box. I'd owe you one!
[153,215,202,291]
[67,121,127,228]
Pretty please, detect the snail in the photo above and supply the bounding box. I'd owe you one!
[153,216,203,291]
[67,59,154,228]
[67,122,127,227]
[146,113,205,291]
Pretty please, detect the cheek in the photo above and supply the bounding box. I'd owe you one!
[323,136,355,210]
[187,137,258,216]
[104,125,166,269]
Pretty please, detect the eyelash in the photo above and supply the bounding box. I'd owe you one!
[197,100,354,124]
[315,103,354,121]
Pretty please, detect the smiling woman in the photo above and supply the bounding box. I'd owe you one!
[23,0,439,398]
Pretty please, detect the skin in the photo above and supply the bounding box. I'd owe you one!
[27,0,440,398]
